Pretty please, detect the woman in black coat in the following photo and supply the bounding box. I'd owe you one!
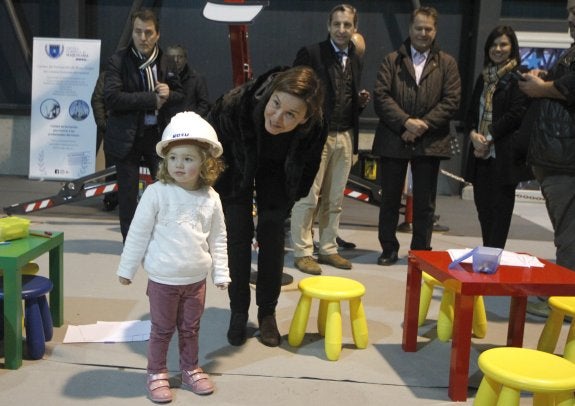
[464,25,530,249]
[207,66,325,347]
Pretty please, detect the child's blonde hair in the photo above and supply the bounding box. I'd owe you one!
[156,140,225,188]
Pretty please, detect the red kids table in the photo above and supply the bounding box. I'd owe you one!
[402,250,575,401]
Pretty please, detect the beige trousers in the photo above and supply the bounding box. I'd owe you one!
[291,129,353,257]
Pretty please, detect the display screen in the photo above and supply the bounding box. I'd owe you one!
[519,46,567,70]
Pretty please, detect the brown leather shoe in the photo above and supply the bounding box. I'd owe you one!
[318,253,352,269]
[294,256,322,275]
[258,314,281,347]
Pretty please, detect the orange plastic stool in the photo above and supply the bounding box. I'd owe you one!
[537,296,575,363]
[475,347,575,405]
[288,276,368,361]
[419,272,487,341]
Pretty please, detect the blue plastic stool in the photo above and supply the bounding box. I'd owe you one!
[0,275,54,360]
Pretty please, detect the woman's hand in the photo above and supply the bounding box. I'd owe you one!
[216,283,229,290]
[470,130,489,158]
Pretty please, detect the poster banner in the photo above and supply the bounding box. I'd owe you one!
[29,37,101,180]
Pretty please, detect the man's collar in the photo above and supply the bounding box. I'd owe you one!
[330,39,349,55]
[410,45,429,59]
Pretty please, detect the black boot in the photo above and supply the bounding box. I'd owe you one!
[258,314,281,347]
[227,312,248,346]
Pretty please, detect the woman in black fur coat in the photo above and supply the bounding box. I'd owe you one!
[207,66,325,347]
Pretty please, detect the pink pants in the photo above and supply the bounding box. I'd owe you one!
[146,278,206,373]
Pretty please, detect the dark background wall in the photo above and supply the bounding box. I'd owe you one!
[1,0,570,119]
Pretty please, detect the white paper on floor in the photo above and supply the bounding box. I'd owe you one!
[63,320,151,343]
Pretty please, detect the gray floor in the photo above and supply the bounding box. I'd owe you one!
[0,175,565,405]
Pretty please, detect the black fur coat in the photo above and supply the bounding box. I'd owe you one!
[207,67,326,205]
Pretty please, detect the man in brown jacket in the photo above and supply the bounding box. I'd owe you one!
[372,6,461,265]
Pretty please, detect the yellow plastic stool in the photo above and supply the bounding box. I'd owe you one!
[475,347,575,406]
[288,276,368,361]
[0,262,40,276]
[419,272,487,341]
[537,296,575,363]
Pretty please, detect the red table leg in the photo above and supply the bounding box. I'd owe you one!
[402,256,422,352]
[448,293,474,401]
[507,296,527,347]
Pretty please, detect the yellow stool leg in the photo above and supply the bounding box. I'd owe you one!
[497,385,520,405]
[551,391,575,406]
[474,376,501,406]
[532,393,547,406]
[324,300,342,361]
[418,279,435,326]
[437,289,454,342]
[349,297,368,349]
[563,320,575,363]
[318,299,328,337]
[288,294,312,347]
[537,308,564,354]
[472,296,487,339]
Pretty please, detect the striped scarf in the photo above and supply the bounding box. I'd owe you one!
[131,44,159,92]
[479,59,517,136]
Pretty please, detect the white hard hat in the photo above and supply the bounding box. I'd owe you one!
[156,111,223,158]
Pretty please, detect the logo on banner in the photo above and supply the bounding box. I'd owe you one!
[40,99,61,120]
[69,100,90,121]
[45,44,64,58]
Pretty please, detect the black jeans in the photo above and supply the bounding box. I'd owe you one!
[116,127,161,241]
[221,163,291,319]
[473,158,516,249]
[378,156,440,253]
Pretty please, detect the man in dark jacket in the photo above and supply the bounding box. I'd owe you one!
[290,4,371,275]
[518,0,575,272]
[166,45,211,117]
[91,71,118,211]
[104,8,183,241]
[372,6,461,265]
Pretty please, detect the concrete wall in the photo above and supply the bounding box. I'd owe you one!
[0,115,30,176]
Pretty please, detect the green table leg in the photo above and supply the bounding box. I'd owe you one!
[49,238,63,326]
[4,264,23,369]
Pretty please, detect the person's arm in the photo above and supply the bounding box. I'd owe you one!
[91,73,107,130]
[160,55,184,108]
[420,53,461,132]
[116,186,157,282]
[518,72,567,100]
[191,73,211,117]
[104,53,158,112]
[372,54,411,133]
[207,191,231,288]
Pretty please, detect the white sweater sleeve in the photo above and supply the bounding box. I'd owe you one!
[116,186,158,281]
[207,188,231,285]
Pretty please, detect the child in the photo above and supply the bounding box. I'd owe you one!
[117,111,230,403]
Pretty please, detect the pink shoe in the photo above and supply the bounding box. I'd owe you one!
[181,368,214,395]
[147,372,172,403]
